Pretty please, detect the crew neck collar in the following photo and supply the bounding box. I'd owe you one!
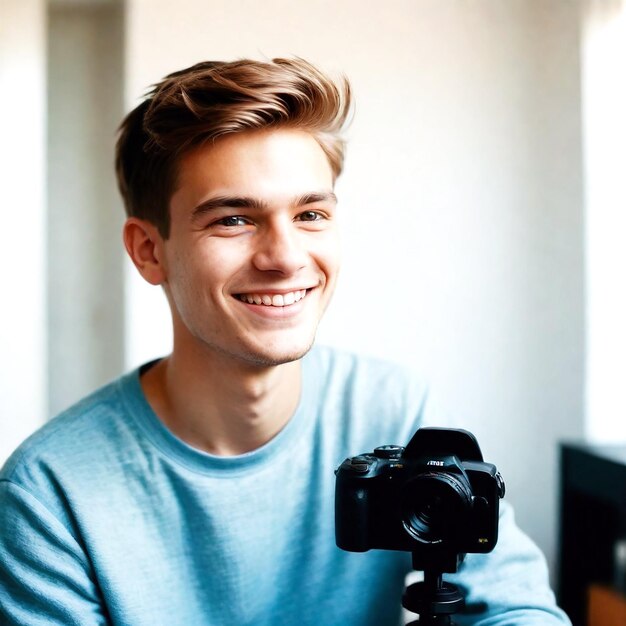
[118,349,320,476]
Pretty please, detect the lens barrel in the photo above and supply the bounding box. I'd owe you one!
[401,471,474,544]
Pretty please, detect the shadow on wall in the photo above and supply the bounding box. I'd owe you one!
[47,2,126,416]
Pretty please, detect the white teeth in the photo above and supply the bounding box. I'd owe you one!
[239,290,307,307]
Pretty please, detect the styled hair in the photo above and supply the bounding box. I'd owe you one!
[115,57,352,238]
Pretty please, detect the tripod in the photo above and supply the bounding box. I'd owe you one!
[402,552,465,625]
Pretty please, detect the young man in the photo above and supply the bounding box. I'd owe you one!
[0,58,569,625]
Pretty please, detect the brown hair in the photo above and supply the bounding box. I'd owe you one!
[115,57,352,238]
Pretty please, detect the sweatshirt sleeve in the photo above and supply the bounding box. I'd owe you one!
[446,501,571,625]
[0,479,109,626]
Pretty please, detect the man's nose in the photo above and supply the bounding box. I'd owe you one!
[251,221,308,275]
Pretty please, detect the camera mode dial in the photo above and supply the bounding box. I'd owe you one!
[374,445,404,460]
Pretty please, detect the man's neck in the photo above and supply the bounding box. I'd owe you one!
[140,348,303,456]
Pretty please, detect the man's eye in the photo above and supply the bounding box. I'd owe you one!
[216,216,248,227]
[298,210,323,222]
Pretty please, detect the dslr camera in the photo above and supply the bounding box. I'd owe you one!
[335,427,505,572]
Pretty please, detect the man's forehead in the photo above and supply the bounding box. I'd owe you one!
[171,129,335,210]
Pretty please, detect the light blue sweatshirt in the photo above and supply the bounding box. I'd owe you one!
[0,346,570,625]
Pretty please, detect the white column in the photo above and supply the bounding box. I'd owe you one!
[0,0,47,463]
[582,1,626,442]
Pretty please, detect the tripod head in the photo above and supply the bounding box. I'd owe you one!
[402,552,465,625]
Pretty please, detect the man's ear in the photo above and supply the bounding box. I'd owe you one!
[123,217,167,285]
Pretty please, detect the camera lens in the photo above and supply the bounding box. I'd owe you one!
[401,472,473,544]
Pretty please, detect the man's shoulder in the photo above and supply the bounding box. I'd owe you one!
[0,370,137,488]
[307,345,431,447]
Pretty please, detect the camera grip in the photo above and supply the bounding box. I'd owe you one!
[334,464,371,552]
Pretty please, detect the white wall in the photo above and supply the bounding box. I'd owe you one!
[0,0,47,462]
[123,0,585,577]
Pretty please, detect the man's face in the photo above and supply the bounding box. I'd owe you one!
[159,129,340,367]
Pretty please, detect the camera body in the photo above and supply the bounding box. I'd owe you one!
[335,427,505,571]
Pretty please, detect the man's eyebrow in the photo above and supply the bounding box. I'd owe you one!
[191,196,268,219]
[294,191,338,206]
[191,191,337,220]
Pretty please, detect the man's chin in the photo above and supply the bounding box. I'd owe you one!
[195,330,318,369]
[244,341,315,368]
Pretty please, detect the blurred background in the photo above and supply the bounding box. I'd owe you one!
[1,0,625,594]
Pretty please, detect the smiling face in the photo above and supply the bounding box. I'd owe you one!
[150,129,340,368]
